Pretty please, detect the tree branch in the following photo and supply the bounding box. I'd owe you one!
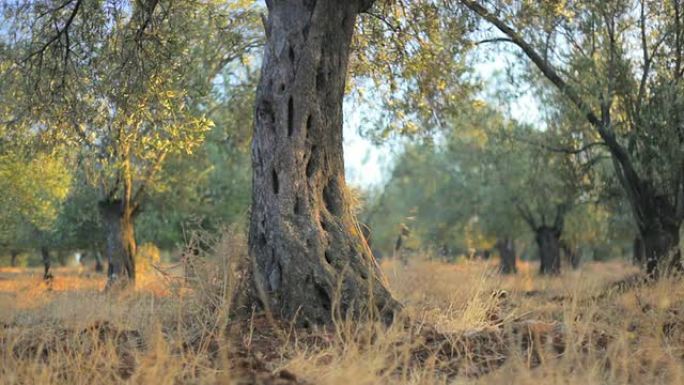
[511,134,606,155]
[515,201,537,230]
[474,37,514,46]
[131,148,168,209]
[460,0,643,205]
[24,0,82,62]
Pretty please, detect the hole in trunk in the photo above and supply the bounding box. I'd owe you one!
[294,196,302,215]
[305,114,312,138]
[280,83,286,92]
[306,146,317,178]
[272,169,279,195]
[323,180,340,216]
[256,148,264,171]
[324,250,333,265]
[289,46,295,63]
[257,100,275,133]
[287,96,294,137]
[314,282,331,311]
[316,65,325,92]
[268,259,282,291]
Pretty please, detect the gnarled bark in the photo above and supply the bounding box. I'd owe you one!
[536,226,561,275]
[249,0,398,326]
[99,200,136,286]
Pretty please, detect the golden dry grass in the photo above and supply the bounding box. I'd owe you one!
[1,246,683,385]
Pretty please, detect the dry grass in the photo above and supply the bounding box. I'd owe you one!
[1,244,683,385]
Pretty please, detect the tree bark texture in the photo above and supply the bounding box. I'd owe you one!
[249,0,397,326]
[536,226,561,275]
[99,200,136,286]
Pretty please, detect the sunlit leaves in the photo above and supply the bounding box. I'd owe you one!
[1,0,253,207]
[351,0,476,141]
[462,0,684,207]
[0,151,72,237]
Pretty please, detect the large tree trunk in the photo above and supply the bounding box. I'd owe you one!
[99,200,136,286]
[627,192,682,277]
[614,168,683,277]
[249,0,397,326]
[41,246,52,280]
[496,238,517,274]
[536,226,561,275]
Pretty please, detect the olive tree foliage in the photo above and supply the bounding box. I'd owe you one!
[350,0,477,141]
[458,0,684,276]
[0,151,71,232]
[136,63,257,249]
[0,148,72,257]
[369,100,610,273]
[0,0,261,283]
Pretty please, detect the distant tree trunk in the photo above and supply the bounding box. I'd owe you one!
[536,226,561,275]
[571,249,580,270]
[94,250,104,273]
[561,242,580,270]
[56,250,68,266]
[496,238,517,274]
[393,224,410,265]
[41,246,53,280]
[632,236,645,266]
[99,199,136,286]
[460,0,682,279]
[10,250,19,267]
[249,0,397,326]
[394,233,407,265]
[482,249,491,260]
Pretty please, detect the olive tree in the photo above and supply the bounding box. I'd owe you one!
[460,0,684,277]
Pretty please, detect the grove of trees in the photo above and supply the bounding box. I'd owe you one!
[1,0,682,325]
